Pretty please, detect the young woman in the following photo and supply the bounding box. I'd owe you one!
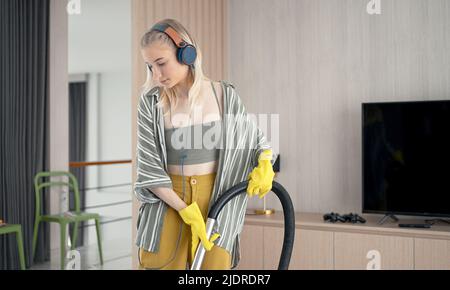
[134,19,276,270]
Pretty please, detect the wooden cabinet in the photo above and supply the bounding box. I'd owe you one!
[239,225,333,270]
[294,229,334,270]
[240,212,450,270]
[334,232,414,269]
[415,238,450,270]
[263,227,333,270]
[236,225,263,270]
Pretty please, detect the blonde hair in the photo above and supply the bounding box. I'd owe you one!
[140,19,209,117]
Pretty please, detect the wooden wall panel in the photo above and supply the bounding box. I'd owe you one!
[229,0,450,214]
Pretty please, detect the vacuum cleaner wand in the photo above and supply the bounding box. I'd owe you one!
[190,181,295,270]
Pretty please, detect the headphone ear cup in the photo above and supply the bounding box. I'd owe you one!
[178,45,197,66]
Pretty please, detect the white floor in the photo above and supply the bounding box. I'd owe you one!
[30,237,132,270]
[28,185,134,270]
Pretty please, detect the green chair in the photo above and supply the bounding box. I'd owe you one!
[0,224,26,270]
[32,171,103,269]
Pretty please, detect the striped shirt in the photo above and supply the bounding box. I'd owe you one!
[134,80,276,269]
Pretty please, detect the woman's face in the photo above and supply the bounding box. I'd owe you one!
[141,42,189,88]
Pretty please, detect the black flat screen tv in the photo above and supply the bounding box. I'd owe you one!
[362,100,450,218]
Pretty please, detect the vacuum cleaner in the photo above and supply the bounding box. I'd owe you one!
[190,181,295,270]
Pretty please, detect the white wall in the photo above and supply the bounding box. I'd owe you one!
[68,0,131,73]
[49,0,69,257]
[229,0,450,214]
[68,0,132,246]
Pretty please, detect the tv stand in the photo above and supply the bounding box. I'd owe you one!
[240,212,450,269]
[424,218,450,226]
[378,214,399,225]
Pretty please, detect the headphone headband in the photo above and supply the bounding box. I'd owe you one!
[151,23,187,48]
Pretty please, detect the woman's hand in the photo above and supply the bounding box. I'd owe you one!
[247,149,275,199]
[178,202,220,261]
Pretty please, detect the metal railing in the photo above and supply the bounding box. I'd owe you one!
[69,159,132,227]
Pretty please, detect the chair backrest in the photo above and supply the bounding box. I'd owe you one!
[34,171,81,217]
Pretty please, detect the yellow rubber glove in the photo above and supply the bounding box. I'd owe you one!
[178,202,220,261]
[247,149,275,199]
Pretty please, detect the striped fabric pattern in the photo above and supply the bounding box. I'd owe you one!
[134,81,276,269]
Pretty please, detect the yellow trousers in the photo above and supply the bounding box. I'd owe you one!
[138,172,231,270]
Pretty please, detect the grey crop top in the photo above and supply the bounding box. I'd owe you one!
[165,81,222,165]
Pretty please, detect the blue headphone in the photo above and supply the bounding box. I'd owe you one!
[151,23,197,66]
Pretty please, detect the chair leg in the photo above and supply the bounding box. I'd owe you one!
[32,219,40,261]
[16,228,26,270]
[71,221,79,250]
[60,222,67,270]
[94,218,104,265]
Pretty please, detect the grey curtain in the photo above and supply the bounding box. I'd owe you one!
[0,0,50,269]
[69,82,87,248]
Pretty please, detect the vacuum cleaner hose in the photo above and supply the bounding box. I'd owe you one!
[208,181,295,270]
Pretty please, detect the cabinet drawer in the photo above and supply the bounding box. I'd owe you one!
[415,238,450,270]
[263,227,333,270]
[236,224,264,270]
[334,232,414,270]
